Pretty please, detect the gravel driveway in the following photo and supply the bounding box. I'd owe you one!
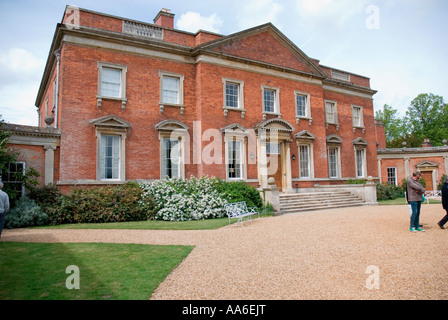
[3,204,448,300]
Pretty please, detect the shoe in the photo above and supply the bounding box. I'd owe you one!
[438,222,445,229]
[410,227,416,232]
[416,227,425,232]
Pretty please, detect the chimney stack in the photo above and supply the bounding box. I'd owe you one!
[154,8,175,29]
[422,138,432,148]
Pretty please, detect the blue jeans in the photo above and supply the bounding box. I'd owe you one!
[409,201,422,229]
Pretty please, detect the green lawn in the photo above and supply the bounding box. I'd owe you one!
[378,198,442,205]
[35,213,272,230]
[0,242,193,300]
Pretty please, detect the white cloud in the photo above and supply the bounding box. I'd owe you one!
[0,83,39,125]
[236,0,284,30]
[295,0,369,28]
[0,48,43,125]
[176,11,223,33]
[0,48,44,82]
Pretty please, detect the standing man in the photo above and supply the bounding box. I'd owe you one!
[438,177,448,229]
[0,182,10,239]
[407,171,426,232]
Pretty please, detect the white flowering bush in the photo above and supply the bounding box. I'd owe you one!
[140,176,229,221]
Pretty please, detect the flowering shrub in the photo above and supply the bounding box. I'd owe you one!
[140,176,230,221]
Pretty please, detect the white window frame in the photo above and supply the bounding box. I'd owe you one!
[295,91,311,123]
[161,137,181,179]
[387,167,397,186]
[223,78,245,117]
[355,148,367,178]
[325,100,338,128]
[298,144,314,179]
[327,146,341,179]
[159,71,184,114]
[97,62,127,108]
[226,140,243,180]
[262,85,280,116]
[0,161,26,197]
[352,105,364,131]
[97,133,126,181]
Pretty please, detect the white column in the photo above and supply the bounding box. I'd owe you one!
[284,140,293,193]
[44,144,56,185]
[258,137,268,188]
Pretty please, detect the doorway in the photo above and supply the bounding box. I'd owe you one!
[420,171,433,191]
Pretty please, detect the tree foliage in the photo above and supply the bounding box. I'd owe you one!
[376,93,448,148]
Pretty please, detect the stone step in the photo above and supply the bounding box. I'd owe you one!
[279,201,368,214]
[277,190,367,214]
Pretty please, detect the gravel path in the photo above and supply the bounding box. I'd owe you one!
[3,204,448,300]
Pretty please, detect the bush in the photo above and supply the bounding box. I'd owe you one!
[214,180,263,208]
[140,176,229,221]
[45,182,156,225]
[376,183,404,201]
[5,197,48,228]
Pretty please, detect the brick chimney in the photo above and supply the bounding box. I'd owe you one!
[422,138,432,148]
[153,8,175,29]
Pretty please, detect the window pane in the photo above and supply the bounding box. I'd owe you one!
[328,148,338,178]
[163,139,180,178]
[299,145,310,178]
[101,135,120,179]
[228,141,241,179]
[264,89,275,113]
[225,83,239,108]
[296,95,306,117]
[101,67,121,97]
[326,102,335,123]
[266,142,280,154]
[387,167,397,186]
[353,107,361,126]
[162,76,179,104]
[356,149,363,177]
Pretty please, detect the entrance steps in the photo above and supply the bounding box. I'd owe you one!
[278,190,367,214]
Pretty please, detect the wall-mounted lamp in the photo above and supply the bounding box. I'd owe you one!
[250,152,255,159]
[292,154,296,161]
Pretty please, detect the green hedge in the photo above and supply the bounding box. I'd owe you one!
[30,182,156,225]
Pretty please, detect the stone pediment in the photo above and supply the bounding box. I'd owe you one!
[416,160,438,169]
[91,115,130,130]
[196,24,327,79]
[327,134,343,144]
[295,130,316,141]
[155,119,189,132]
[254,118,294,133]
[220,123,247,134]
[352,137,368,146]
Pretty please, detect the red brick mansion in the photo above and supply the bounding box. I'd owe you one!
[4,6,379,193]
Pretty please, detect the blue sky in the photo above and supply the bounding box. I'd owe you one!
[0,0,447,125]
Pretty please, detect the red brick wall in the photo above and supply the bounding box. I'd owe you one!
[46,8,379,187]
[6,144,47,187]
[55,37,377,184]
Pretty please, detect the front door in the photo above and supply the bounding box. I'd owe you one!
[421,171,433,191]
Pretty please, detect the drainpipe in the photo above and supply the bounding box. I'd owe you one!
[54,48,61,128]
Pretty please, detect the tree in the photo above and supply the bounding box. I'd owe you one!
[403,93,448,146]
[376,94,448,148]
[375,104,406,147]
[0,116,40,205]
[0,116,16,173]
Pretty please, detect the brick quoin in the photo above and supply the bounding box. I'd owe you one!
[34,6,378,191]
